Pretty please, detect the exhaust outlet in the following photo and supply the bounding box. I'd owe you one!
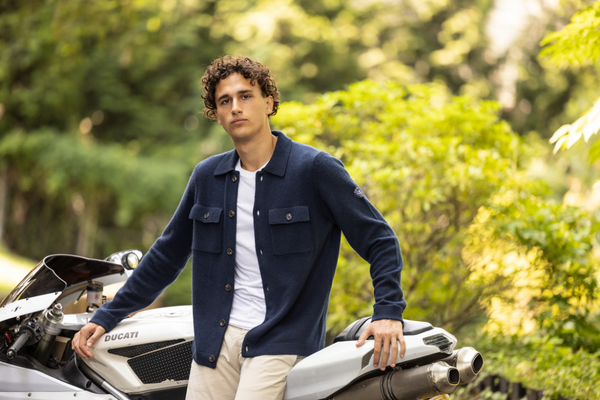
[332,361,459,400]
[439,347,483,384]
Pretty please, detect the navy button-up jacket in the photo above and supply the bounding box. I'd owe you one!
[91,131,405,368]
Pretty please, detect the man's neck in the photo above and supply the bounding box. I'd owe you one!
[234,131,278,172]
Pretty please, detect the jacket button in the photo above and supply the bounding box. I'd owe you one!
[204,212,210,219]
[232,175,237,182]
[227,248,233,256]
[229,210,235,218]
[220,319,226,327]
[209,355,215,362]
[286,213,292,221]
[225,284,232,291]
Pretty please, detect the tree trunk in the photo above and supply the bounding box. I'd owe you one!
[0,169,8,242]
[75,197,98,257]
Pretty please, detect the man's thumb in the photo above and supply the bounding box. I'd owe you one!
[355,326,371,347]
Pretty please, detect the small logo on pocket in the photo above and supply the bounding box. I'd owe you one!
[354,187,365,198]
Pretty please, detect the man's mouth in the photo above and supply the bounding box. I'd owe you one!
[231,118,247,125]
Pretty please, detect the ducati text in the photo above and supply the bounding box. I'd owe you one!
[104,331,139,341]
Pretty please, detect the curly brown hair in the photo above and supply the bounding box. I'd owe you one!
[201,56,280,120]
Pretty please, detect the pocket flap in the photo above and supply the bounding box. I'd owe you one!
[269,206,310,225]
[189,204,223,223]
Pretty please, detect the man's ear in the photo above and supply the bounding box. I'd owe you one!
[266,95,274,116]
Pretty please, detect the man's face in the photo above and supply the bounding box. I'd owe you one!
[214,73,273,143]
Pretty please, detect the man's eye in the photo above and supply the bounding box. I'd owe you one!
[221,99,230,105]
[242,94,251,99]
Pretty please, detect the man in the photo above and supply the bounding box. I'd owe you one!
[72,56,406,400]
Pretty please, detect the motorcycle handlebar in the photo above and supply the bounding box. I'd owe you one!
[6,330,31,360]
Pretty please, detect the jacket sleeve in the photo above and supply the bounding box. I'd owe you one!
[313,152,406,322]
[90,168,196,332]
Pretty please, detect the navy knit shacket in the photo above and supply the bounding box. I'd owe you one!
[91,130,405,369]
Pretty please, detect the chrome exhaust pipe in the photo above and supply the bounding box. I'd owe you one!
[438,347,483,384]
[332,361,460,400]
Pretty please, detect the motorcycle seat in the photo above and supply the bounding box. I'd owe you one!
[333,317,433,343]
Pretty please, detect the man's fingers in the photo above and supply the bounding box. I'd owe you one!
[87,326,106,348]
[390,336,399,368]
[72,323,104,360]
[71,332,78,350]
[373,335,382,368]
[80,328,95,359]
[379,336,390,371]
[399,334,406,359]
[73,330,90,359]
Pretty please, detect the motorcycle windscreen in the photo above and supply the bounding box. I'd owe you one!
[0,255,125,324]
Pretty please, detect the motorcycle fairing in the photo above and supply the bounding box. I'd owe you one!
[82,305,195,394]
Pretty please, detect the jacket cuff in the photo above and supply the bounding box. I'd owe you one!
[90,307,121,333]
[372,304,405,324]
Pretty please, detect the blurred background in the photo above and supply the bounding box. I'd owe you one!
[2,0,600,397]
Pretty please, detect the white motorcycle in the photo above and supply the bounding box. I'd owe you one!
[0,250,483,400]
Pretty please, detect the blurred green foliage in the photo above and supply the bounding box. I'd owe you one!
[540,1,600,67]
[539,1,600,168]
[460,334,600,399]
[484,190,600,351]
[1,0,595,258]
[271,81,600,397]
[0,130,189,257]
[273,80,522,334]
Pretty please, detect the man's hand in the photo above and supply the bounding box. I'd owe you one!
[71,322,106,360]
[355,319,405,371]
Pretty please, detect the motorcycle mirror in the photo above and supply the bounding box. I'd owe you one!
[105,249,143,270]
[124,252,140,269]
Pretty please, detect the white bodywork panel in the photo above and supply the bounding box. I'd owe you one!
[283,327,457,400]
[0,360,83,392]
[58,312,98,331]
[0,392,114,400]
[83,305,194,394]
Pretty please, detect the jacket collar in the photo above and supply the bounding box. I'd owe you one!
[213,130,291,177]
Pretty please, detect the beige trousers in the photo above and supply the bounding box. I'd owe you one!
[185,325,301,400]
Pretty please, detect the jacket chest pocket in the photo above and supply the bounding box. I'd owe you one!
[269,206,313,255]
[189,205,223,253]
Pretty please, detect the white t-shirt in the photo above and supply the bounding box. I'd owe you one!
[229,159,268,329]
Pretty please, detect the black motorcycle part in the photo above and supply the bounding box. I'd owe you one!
[128,386,188,400]
[6,330,31,359]
[334,317,434,343]
[63,356,106,394]
[127,340,193,384]
[33,332,57,365]
[109,338,185,358]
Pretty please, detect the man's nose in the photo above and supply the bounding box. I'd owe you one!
[232,98,242,114]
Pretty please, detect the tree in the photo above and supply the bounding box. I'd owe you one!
[1,0,591,259]
[271,80,524,334]
[540,2,600,171]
